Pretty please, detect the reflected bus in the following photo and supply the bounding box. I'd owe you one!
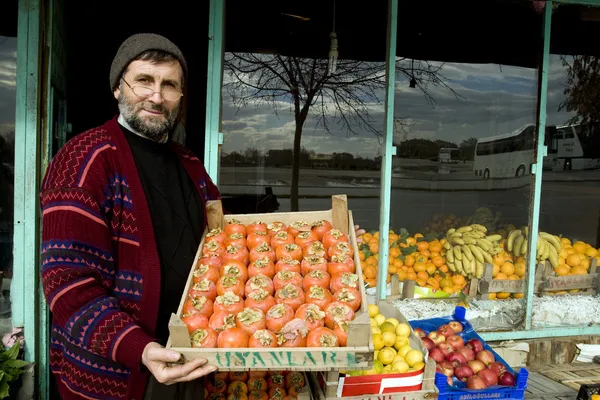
[551,123,600,171]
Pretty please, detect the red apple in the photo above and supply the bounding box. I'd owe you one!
[428,331,446,345]
[438,324,456,338]
[448,320,464,333]
[454,364,474,382]
[429,348,445,363]
[458,346,475,362]
[489,362,507,377]
[498,371,516,387]
[466,339,484,353]
[438,361,454,377]
[446,335,465,351]
[466,375,487,389]
[414,328,427,338]
[467,360,485,374]
[438,342,454,357]
[478,368,498,386]
[476,350,495,366]
[421,337,436,351]
[446,352,467,368]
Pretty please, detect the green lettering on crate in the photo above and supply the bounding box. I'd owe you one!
[306,352,316,365]
[215,353,223,366]
[330,352,337,363]
[254,352,265,367]
[347,353,356,365]
[225,352,231,366]
[286,352,293,366]
[269,352,282,366]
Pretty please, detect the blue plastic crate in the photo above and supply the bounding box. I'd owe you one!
[409,306,528,400]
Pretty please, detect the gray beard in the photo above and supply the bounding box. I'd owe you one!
[118,91,179,142]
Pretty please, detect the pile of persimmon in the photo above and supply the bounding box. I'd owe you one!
[181,219,362,349]
[206,370,306,400]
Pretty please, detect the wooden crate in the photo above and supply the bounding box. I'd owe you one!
[530,363,600,392]
[166,195,374,371]
[388,274,477,302]
[534,259,600,296]
[310,359,438,400]
[474,263,525,299]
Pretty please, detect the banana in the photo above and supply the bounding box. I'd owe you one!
[540,232,562,253]
[455,258,465,275]
[507,229,522,252]
[462,236,478,245]
[482,250,494,265]
[523,226,529,238]
[513,235,524,257]
[450,237,465,246]
[447,261,457,272]
[468,244,485,264]
[475,260,484,279]
[485,234,502,243]
[443,241,452,251]
[537,238,546,259]
[447,228,456,236]
[476,238,493,252]
[548,246,559,268]
[457,226,473,234]
[520,238,528,257]
[468,258,476,274]
[470,224,487,233]
[446,247,455,263]
[541,240,551,261]
[465,230,486,239]
[453,246,463,261]
[461,245,474,261]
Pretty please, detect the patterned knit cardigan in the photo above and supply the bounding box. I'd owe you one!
[40,117,220,400]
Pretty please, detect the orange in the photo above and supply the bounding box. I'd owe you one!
[362,233,373,243]
[442,286,455,293]
[495,273,508,280]
[366,278,376,288]
[369,242,379,254]
[432,256,444,267]
[566,254,581,267]
[439,264,449,273]
[364,266,376,280]
[359,252,366,261]
[500,262,515,277]
[429,241,442,253]
[439,278,453,288]
[488,293,497,300]
[514,262,526,277]
[572,242,587,254]
[397,270,408,281]
[451,275,465,286]
[393,259,403,268]
[388,265,398,274]
[496,292,511,299]
[390,247,401,258]
[416,279,427,287]
[404,255,415,267]
[417,242,429,252]
[513,293,524,299]
[570,266,588,275]
[417,271,429,281]
[406,271,417,281]
[492,264,501,278]
[554,265,570,276]
[413,262,427,273]
[426,264,437,275]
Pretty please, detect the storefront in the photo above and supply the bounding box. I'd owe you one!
[3,0,600,398]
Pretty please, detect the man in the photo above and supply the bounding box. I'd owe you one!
[40,33,218,400]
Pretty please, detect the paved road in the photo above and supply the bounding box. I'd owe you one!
[219,167,600,245]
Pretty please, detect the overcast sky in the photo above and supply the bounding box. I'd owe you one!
[221,55,576,158]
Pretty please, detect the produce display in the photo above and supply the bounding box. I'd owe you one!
[343,303,425,376]
[414,319,518,390]
[423,208,516,239]
[181,219,360,348]
[359,229,469,294]
[205,370,307,400]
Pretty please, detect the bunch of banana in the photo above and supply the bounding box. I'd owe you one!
[506,228,562,268]
[443,224,503,279]
[466,207,502,232]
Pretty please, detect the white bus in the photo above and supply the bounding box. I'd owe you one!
[551,123,600,171]
[473,124,557,179]
[438,148,462,163]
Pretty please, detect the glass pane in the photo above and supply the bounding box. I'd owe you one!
[389,0,542,302]
[0,17,17,334]
[220,2,386,240]
[540,4,600,291]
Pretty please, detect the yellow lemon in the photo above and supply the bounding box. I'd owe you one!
[370,318,378,328]
[405,349,424,367]
[373,334,384,351]
[383,332,396,347]
[347,370,363,376]
[374,314,386,326]
[412,361,425,371]
[385,318,400,328]
[364,360,384,375]
[395,323,411,338]
[394,336,410,351]
[393,354,405,363]
[371,327,382,335]
[380,321,396,333]
[392,361,409,373]
[383,365,393,373]
[368,304,380,318]
[374,350,379,360]
[397,344,412,358]
[378,347,396,365]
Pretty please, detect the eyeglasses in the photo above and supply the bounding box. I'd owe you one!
[121,78,183,101]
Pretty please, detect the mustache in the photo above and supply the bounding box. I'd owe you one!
[139,102,168,114]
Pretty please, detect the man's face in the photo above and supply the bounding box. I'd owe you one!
[114,59,183,142]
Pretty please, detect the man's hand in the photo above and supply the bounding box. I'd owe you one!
[355,225,366,243]
[142,342,217,385]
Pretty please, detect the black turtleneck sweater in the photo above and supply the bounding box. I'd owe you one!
[120,124,204,345]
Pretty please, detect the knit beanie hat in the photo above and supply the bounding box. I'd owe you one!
[109,33,188,91]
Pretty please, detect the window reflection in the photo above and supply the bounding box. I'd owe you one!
[0,33,17,333]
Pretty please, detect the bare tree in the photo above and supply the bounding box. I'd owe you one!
[559,55,600,128]
[224,53,460,211]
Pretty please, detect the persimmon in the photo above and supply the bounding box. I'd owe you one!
[224,219,246,236]
[302,270,331,291]
[245,289,276,315]
[245,274,275,297]
[311,220,333,241]
[183,295,214,318]
[287,221,310,237]
[275,244,303,262]
[206,228,227,244]
[248,329,277,348]
[190,327,218,348]
[225,233,247,249]
[275,258,301,275]
[271,231,294,249]
[295,303,326,331]
[275,284,305,312]
[307,327,338,347]
[236,307,266,336]
[305,286,333,311]
[217,327,249,348]
[247,231,270,249]
[220,259,249,282]
[322,229,349,250]
[273,270,303,291]
[214,291,244,315]
[265,303,295,332]
[250,242,276,264]
[246,221,268,236]
[267,221,287,237]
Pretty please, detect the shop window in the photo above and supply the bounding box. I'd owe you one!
[387,0,542,299]
[539,3,600,281]
[0,20,17,334]
[219,0,386,234]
